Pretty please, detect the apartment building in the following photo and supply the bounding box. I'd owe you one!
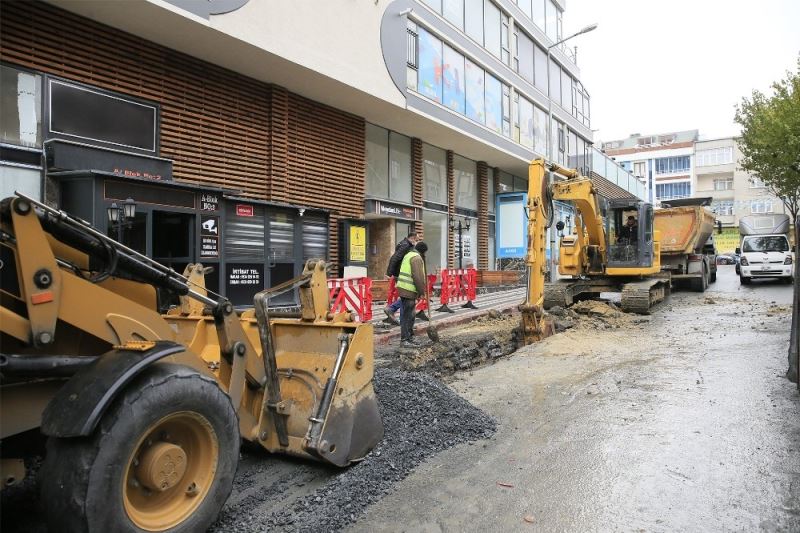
[602,130,699,204]
[694,137,789,253]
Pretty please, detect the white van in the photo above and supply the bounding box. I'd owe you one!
[737,215,794,284]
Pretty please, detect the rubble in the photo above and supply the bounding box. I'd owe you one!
[211,369,496,532]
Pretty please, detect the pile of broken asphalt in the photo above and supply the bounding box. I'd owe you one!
[211,369,497,532]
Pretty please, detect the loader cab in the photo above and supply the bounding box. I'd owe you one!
[606,200,655,270]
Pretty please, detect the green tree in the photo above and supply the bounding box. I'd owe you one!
[734,57,800,222]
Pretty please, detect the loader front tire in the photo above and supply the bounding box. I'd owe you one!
[40,363,240,532]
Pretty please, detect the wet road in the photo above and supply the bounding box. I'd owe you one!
[352,266,800,532]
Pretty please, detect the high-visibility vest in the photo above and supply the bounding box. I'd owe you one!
[396,250,420,294]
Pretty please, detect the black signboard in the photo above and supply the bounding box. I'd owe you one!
[365,199,419,220]
[225,263,264,306]
[46,139,173,181]
[200,192,220,212]
[200,215,220,258]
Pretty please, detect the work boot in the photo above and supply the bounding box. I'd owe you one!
[400,339,418,349]
[383,307,400,325]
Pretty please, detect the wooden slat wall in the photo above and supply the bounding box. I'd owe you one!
[477,161,489,270]
[411,138,424,238]
[1,1,368,267]
[446,150,455,268]
[0,1,270,196]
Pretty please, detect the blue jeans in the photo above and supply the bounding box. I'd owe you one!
[388,297,403,321]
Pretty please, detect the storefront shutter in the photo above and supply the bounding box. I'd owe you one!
[302,213,329,261]
[225,207,265,260]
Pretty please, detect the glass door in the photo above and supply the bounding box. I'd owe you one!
[152,210,195,310]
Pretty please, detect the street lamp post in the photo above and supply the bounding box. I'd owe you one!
[107,197,137,243]
[546,22,598,280]
[449,216,471,270]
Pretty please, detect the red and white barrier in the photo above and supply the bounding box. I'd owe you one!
[437,268,477,313]
[385,274,438,320]
[328,277,373,321]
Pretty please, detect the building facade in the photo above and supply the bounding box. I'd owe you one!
[602,130,699,205]
[694,137,789,253]
[1,0,635,305]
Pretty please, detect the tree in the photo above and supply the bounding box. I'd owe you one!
[734,57,800,222]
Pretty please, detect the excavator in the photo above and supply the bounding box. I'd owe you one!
[0,193,383,532]
[518,159,670,345]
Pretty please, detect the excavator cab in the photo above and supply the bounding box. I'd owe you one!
[606,200,656,270]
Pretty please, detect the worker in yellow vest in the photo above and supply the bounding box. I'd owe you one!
[396,241,428,348]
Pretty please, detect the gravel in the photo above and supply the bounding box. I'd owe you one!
[211,368,496,532]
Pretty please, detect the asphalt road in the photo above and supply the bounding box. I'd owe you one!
[351,266,800,532]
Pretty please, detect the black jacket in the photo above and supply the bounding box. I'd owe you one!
[386,237,414,277]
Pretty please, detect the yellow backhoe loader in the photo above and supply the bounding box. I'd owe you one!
[0,193,383,532]
[518,159,670,344]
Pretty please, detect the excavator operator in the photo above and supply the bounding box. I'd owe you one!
[617,215,639,244]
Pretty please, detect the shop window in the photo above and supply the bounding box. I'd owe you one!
[454,155,478,210]
[417,27,443,103]
[485,73,503,135]
[465,59,485,124]
[422,209,448,273]
[443,45,466,115]
[365,123,389,198]
[423,143,448,205]
[389,132,412,203]
[498,171,514,193]
[455,218,478,268]
[48,79,157,153]
[152,211,194,261]
[488,220,496,269]
[1,65,42,149]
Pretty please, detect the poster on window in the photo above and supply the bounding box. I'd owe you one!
[485,74,503,135]
[349,226,366,262]
[200,214,220,258]
[442,45,465,114]
[465,59,485,124]
[417,27,443,103]
[225,263,264,306]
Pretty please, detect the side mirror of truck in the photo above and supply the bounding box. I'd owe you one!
[717,220,723,234]
[735,247,741,255]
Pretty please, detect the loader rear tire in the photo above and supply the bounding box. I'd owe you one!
[40,363,240,533]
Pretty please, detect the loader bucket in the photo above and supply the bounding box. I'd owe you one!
[253,318,384,466]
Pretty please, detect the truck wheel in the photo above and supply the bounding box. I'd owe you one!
[691,265,708,292]
[40,363,240,533]
[709,269,717,283]
[740,275,751,285]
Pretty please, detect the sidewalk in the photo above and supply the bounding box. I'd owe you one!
[369,287,525,345]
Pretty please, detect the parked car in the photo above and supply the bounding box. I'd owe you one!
[716,254,736,265]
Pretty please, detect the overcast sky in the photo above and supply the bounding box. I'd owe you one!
[565,0,800,144]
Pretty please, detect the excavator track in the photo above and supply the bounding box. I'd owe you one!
[620,279,670,314]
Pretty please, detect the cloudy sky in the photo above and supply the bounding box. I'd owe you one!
[564,0,800,144]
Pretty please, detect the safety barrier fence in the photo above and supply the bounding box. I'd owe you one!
[437,268,478,313]
[328,277,373,321]
[385,275,437,319]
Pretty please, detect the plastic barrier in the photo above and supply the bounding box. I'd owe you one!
[437,268,477,313]
[385,274,437,321]
[328,277,373,321]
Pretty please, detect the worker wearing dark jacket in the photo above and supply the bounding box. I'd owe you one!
[396,241,428,348]
[384,232,419,324]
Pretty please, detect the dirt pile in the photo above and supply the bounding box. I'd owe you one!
[212,369,496,532]
[548,300,644,332]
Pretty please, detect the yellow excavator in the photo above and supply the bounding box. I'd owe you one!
[0,193,383,531]
[518,159,670,344]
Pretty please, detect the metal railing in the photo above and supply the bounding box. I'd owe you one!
[589,147,645,200]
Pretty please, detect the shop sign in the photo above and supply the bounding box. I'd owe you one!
[236,204,254,217]
[200,215,220,258]
[458,235,472,257]
[200,193,220,212]
[378,202,417,220]
[225,263,264,306]
[350,226,366,262]
[45,139,173,181]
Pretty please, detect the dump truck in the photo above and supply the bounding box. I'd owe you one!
[655,197,719,292]
[737,213,794,284]
[0,193,383,532]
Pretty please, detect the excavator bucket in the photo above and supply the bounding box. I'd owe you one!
[171,260,384,467]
